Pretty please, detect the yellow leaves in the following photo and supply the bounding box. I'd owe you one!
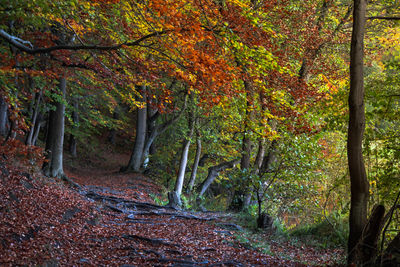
[322,74,338,94]
[369,180,377,195]
[227,0,249,9]
[377,28,400,49]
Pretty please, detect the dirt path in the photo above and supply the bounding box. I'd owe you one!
[1,144,342,266]
[60,149,307,266]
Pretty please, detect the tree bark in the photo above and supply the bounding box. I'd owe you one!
[187,136,201,193]
[123,85,147,172]
[43,77,66,178]
[347,0,370,264]
[198,159,240,198]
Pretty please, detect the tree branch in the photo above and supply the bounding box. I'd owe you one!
[0,29,167,54]
[367,16,400,20]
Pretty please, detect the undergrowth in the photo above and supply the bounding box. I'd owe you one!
[290,212,348,248]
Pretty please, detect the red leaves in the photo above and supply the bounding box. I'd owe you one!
[0,139,46,167]
[1,142,344,266]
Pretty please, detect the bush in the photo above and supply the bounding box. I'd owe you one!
[290,212,348,248]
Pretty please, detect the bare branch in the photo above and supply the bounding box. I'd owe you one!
[0,29,168,54]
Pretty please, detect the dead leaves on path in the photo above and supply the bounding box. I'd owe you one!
[1,161,337,266]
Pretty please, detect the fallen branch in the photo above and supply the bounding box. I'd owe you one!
[86,191,215,220]
[123,234,180,248]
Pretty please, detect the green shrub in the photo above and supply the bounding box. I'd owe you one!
[290,212,348,248]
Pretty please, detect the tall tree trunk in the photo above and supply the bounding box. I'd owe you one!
[43,77,66,178]
[187,136,201,193]
[122,85,147,172]
[0,96,7,137]
[347,0,370,264]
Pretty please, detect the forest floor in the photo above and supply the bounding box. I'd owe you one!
[0,142,345,266]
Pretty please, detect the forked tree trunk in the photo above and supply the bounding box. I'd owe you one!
[142,94,187,168]
[43,78,66,178]
[347,0,370,264]
[122,85,147,172]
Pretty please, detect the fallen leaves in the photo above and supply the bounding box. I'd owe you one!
[0,148,343,266]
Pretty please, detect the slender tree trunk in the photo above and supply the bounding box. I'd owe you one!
[187,136,201,193]
[347,0,370,264]
[43,77,66,178]
[123,85,147,172]
[174,138,191,196]
[26,90,42,145]
[32,112,44,146]
[173,113,195,198]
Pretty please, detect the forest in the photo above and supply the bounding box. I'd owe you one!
[0,0,400,266]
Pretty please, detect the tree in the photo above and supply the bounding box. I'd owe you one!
[43,77,66,178]
[347,0,370,264]
[122,86,147,173]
